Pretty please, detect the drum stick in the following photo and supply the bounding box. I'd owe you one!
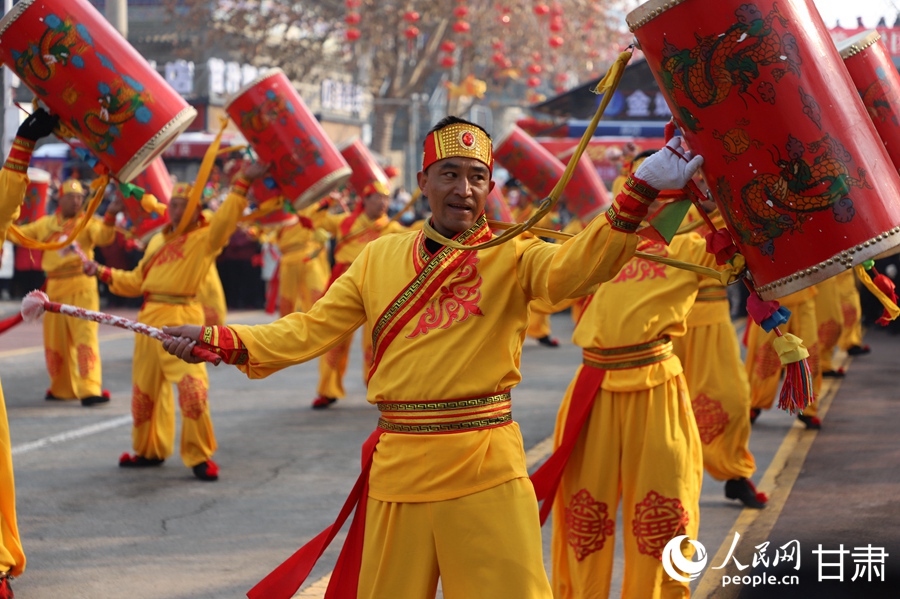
[20,290,222,365]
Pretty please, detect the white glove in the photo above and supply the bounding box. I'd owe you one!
[633,136,704,192]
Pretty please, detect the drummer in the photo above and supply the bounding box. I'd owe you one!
[0,107,59,599]
[160,117,702,597]
[13,178,125,406]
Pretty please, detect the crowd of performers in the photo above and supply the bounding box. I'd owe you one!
[0,110,872,598]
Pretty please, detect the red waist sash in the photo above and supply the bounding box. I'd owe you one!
[247,391,513,599]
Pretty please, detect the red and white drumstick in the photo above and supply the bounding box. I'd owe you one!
[20,290,222,365]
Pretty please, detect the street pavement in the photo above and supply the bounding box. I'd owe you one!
[0,302,895,598]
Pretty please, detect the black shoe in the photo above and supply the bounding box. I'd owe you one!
[749,408,761,424]
[81,394,109,407]
[119,453,164,467]
[311,396,337,409]
[822,369,846,378]
[725,478,768,509]
[847,344,871,356]
[797,414,822,430]
[45,389,64,401]
[192,460,219,482]
[537,335,560,347]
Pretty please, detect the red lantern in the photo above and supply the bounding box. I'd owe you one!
[527,64,543,75]
[527,76,541,88]
[492,52,506,64]
[534,4,550,16]
[345,12,361,25]
[452,21,470,33]
[404,26,420,39]
[403,10,420,23]
[453,6,469,18]
[555,72,568,83]
[441,55,457,68]
[346,28,361,41]
[549,35,564,48]
[493,41,504,50]
[345,0,360,7]
[440,40,457,53]
[550,18,564,32]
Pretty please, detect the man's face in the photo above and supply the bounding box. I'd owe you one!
[58,192,84,218]
[168,196,198,228]
[417,157,493,238]
[362,193,389,220]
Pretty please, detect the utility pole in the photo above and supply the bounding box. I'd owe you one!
[106,0,128,38]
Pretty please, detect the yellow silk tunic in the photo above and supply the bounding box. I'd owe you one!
[315,212,406,265]
[226,214,637,503]
[0,165,28,577]
[15,214,115,296]
[104,189,248,327]
[573,234,723,391]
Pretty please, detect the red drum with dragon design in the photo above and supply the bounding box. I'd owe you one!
[338,137,391,198]
[0,0,196,182]
[837,31,900,174]
[225,68,351,211]
[629,0,900,299]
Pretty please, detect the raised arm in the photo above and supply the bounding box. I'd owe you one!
[206,163,268,254]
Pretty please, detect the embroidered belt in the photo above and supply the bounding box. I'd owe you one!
[143,293,196,305]
[47,266,85,279]
[583,337,673,370]
[376,391,512,434]
[696,286,727,302]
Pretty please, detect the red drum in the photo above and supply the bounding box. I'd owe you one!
[124,158,171,243]
[837,31,900,174]
[544,143,611,221]
[485,187,514,222]
[225,68,351,210]
[629,0,900,299]
[17,168,50,224]
[0,0,196,182]
[338,137,391,197]
[494,124,565,200]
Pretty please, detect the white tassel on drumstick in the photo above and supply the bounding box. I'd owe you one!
[21,290,222,365]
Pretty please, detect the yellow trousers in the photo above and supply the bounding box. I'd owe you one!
[130,304,216,468]
[43,284,102,399]
[0,383,24,577]
[527,309,552,339]
[359,477,552,599]
[836,270,863,350]
[814,277,843,373]
[198,266,227,327]
[317,324,373,400]
[551,373,703,599]
[672,312,756,481]
[279,253,329,316]
[745,297,821,414]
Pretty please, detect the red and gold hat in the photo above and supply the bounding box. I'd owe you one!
[60,179,85,196]
[361,180,391,198]
[172,182,192,199]
[423,122,493,173]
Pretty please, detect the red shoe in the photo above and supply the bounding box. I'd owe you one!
[797,414,822,430]
[725,478,768,509]
[0,573,13,599]
[311,396,337,409]
[192,459,219,482]
[119,452,164,467]
[847,344,871,356]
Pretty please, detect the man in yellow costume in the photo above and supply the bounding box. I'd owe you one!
[84,164,268,481]
[836,269,868,356]
[309,181,405,409]
[745,287,822,429]
[275,207,329,317]
[0,108,59,599]
[672,207,765,510]
[546,189,742,598]
[161,120,701,598]
[814,275,846,378]
[13,178,123,406]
